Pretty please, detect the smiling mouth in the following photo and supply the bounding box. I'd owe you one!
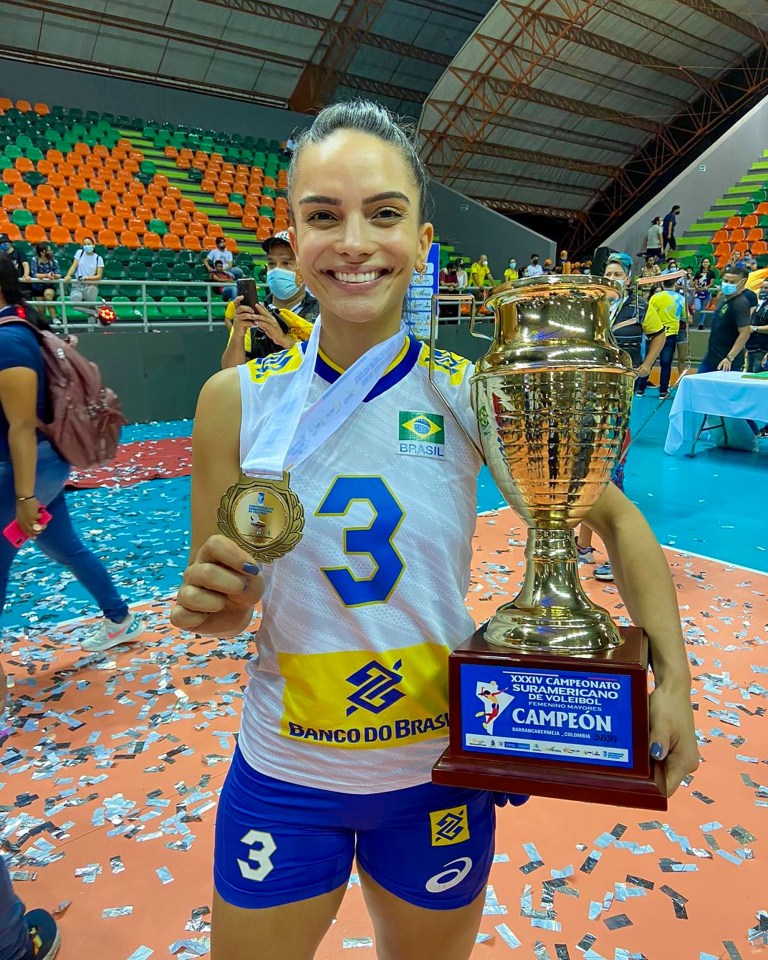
[326,269,390,285]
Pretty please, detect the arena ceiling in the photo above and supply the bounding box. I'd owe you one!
[2,0,768,252]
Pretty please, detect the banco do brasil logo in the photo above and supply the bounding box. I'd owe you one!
[346,659,405,716]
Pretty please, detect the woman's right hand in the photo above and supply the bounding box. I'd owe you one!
[171,534,264,637]
[16,498,47,538]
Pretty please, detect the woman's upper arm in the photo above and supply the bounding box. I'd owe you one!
[0,367,39,427]
[189,367,244,559]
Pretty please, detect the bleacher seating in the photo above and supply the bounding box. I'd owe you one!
[0,97,466,323]
[674,151,768,272]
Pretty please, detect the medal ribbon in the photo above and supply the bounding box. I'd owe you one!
[242,317,407,479]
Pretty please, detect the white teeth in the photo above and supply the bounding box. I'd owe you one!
[332,271,379,284]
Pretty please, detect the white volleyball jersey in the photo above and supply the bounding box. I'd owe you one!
[236,336,483,793]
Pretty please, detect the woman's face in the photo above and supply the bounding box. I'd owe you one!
[290,130,433,331]
[604,262,629,288]
[701,259,711,271]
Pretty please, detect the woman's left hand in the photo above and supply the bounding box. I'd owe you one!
[252,304,295,349]
[16,498,47,539]
[648,681,699,796]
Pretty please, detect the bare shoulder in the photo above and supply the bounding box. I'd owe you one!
[193,367,242,453]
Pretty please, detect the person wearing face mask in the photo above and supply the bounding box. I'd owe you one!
[522,253,543,278]
[699,265,752,373]
[221,230,318,369]
[62,238,104,316]
[29,244,62,323]
[603,252,665,385]
[554,249,571,275]
[469,254,493,288]
[0,234,30,283]
[744,279,768,373]
[503,258,518,283]
[454,257,469,289]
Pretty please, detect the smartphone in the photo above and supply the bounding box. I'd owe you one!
[236,278,259,310]
[3,508,53,549]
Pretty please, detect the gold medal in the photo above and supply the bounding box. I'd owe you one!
[218,471,305,562]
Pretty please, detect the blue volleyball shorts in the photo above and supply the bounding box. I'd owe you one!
[213,746,497,911]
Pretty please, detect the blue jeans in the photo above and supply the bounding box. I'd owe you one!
[0,854,28,960]
[0,442,128,622]
[636,334,677,394]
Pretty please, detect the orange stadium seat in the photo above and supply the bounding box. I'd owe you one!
[120,230,141,249]
[164,146,178,159]
[12,182,32,199]
[127,218,145,234]
[24,224,47,244]
[33,102,50,115]
[242,215,257,230]
[69,174,87,191]
[163,233,181,250]
[46,172,65,189]
[50,225,72,246]
[228,203,243,217]
[72,200,90,217]
[134,206,152,222]
[60,212,81,231]
[16,100,31,113]
[176,157,191,170]
[98,229,118,246]
[37,211,57,230]
[730,228,745,242]
[108,217,126,234]
[174,210,190,225]
[84,214,104,232]
[2,169,21,185]
[46,149,64,164]
[0,97,12,111]
[94,202,113,219]
[752,240,767,254]
[143,232,161,249]
[26,196,46,215]
[183,235,202,252]
[59,185,77,203]
[50,197,70,215]
[74,226,92,244]
[169,221,186,237]
[188,221,205,238]
[742,215,758,228]
[14,157,34,174]
[192,211,209,225]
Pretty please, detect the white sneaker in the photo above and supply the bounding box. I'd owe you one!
[81,613,145,652]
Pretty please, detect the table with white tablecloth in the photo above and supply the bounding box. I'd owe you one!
[664,371,768,456]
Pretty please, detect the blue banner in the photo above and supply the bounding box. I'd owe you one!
[459,663,634,769]
[404,241,440,340]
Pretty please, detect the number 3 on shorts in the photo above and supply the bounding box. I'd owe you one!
[237,829,276,882]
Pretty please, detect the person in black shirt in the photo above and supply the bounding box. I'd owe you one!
[0,233,30,282]
[699,265,752,373]
[745,278,768,373]
[662,204,680,255]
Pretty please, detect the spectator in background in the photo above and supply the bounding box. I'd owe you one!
[62,238,103,315]
[554,249,571,274]
[0,234,30,282]
[503,258,518,283]
[692,256,716,314]
[645,217,663,260]
[745,278,768,373]
[211,260,237,301]
[641,254,661,279]
[641,276,682,399]
[454,257,469,290]
[543,258,554,275]
[662,204,680,254]
[29,243,61,323]
[699,264,752,373]
[438,260,458,289]
[523,253,543,277]
[469,254,493,288]
[221,230,318,369]
[662,257,678,274]
[204,237,243,284]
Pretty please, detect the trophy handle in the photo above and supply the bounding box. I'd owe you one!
[427,293,486,461]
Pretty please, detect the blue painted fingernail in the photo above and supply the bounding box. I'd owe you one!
[243,563,260,575]
[650,741,664,760]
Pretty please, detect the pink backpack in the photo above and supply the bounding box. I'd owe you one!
[1,311,126,469]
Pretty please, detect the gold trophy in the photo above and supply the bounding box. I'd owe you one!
[432,275,667,810]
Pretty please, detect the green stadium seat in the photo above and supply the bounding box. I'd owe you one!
[181,295,204,318]
[172,263,192,281]
[128,262,149,280]
[149,218,168,236]
[4,144,22,160]
[140,160,157,176]
[151,263,171,281]
[229,192,245,205]
[156,248,177,263]
[23,172,46,187]
[80,188,100,204]
[103,260,126,280]
[11,209,34,228]
[0,182,9,197]
[112,245,133,262]
[160,296,184,318]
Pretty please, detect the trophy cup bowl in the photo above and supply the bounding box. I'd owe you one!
[473,274,634,653]
[432,275,668,810]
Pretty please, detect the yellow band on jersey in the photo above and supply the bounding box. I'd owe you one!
[278,643,450,749]
[418,345,471,387]
[246,343,304,383]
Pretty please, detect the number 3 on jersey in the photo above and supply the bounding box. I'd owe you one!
[316,476,405,607]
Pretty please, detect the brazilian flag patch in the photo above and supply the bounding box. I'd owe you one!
[398,412,446,459]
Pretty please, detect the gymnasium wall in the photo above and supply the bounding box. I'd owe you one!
[601,93,768,258]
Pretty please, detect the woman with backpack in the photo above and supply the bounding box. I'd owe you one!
[0,260,142,652]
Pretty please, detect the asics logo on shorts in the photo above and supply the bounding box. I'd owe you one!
[425,857,473,893]
[345,659,405,716]
[430,805,470,846]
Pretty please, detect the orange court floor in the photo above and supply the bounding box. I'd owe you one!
[1,511,766,960]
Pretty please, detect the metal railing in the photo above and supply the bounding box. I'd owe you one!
[20,278,268,334]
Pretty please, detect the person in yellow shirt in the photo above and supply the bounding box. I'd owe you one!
[469,254,493,288]
[640,275,683,398]
[503,258,518,283]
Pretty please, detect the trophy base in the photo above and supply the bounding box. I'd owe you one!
[433,624,667,811]
[484,603,622,654]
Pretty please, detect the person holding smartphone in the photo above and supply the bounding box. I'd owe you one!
[221,231,318,369]
[0,260,142,652]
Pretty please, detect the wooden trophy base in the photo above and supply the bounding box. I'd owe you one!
[433,624,667,811]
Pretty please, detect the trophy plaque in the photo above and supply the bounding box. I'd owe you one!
[432,275,667,810]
